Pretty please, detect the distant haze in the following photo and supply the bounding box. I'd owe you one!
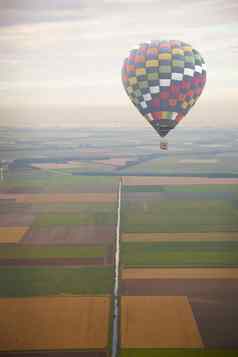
[0,0,238,128]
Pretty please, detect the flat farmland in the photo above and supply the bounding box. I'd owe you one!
[0,266,113,297]
[32,157,128,170]
[121,278,238,299]
[122,232,238,242]
[123,176,238,186]
[0,227,29,243]
[43,175,118,193]
[0,296,110,351]
[22,225,115,245]
[0,213,35,226]
[123,184,238,192]
[40,163,112,174]
[122,199,238,233]
[0,193,117,203]
[120,349,238,357]
[121,296,203,348]
[0,173,118,194]
[0,201,32,214]
[121,155,238,175]
[121,271,238,347]
[0,245,107,259]
[122,268,238,280]
[121,241,238,267]
[123,191,238,203]
[33,211,116,226]
[27,202,116,214]
[0,243,112,266]
[95,157,128,166]
[32,162,85,169]
[0,352,107,357]
[121,268,238,298]
[0,257,107,266]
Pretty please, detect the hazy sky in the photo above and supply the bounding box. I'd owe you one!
[0,0,238,128]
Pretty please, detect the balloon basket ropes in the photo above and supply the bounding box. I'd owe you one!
[160,141,168,150]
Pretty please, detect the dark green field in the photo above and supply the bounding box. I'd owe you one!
[121,241,238,267]
[122,199,238,233]
[123,184,238,193]
[0,245,107,259]
[120,349,238,357]
[0,171,118,193]
[0,266,113,297]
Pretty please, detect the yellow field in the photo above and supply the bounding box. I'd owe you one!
[0,296,110,351]
[0,227,29,243]
[0,193,116,203]
[122,268,238,280]
[123,176,238,186]
[121,296,203,348]
[122,232,238,242]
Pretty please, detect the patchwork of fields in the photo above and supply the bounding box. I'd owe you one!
[0,171,118,356]
[120,177,238,356]
[1,169,238,356]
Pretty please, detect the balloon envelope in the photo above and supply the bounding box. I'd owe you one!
[122,40,206,137]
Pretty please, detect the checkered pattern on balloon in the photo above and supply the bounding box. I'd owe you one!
[122,40,206,138]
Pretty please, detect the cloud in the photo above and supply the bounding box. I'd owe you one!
[0,0,237,27]
[0,0,84,10]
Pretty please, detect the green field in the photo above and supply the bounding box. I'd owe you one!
[0,171,118,193]
[26,202,117,214]
[0,201,116,218]
[0,245,107,259]
[123,184,238,193]
[121,241,238,267]
[122,199,238,233]
[33,211,115,226]
[120,349,238,357]
[0,266,113,297]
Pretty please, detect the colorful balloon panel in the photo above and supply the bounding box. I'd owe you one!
[122,40,207,137]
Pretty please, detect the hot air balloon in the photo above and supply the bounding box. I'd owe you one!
[122,40,207,150]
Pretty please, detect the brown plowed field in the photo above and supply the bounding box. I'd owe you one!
[121,279,238,298]
[121,279,238,347]
[0,351,107,357]
[0,193,116,203]
[0,214,35,227]
[191,296,238,347]
[122,232,238,242]
[1,187,45,194]
[21,225,115,245]
[0,227,29,243]
[0,296,110,351]
[0,257,106,266]
[121,296,203,348]
[122,268,238,279]
[123,176,238,186]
